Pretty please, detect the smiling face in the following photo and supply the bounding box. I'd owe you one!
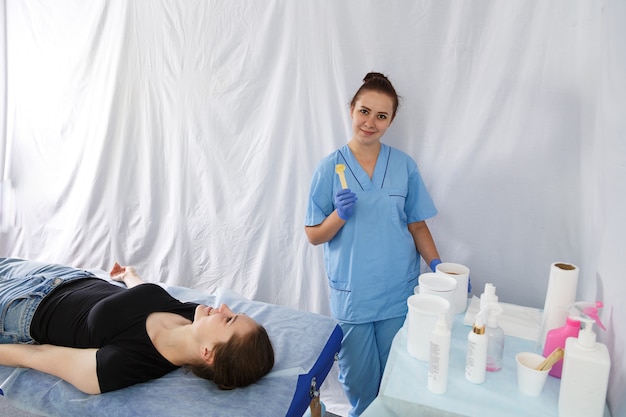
[193,304,258,356]
[349,90,395,147]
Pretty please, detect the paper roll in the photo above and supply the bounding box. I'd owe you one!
[539,262,579,348]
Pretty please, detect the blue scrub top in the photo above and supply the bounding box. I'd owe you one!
[305,144,437,324]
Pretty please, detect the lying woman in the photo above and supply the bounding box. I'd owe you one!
[0,257,274,394]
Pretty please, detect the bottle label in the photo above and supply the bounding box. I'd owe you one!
[429,341,441,377]
[465,341,476,374]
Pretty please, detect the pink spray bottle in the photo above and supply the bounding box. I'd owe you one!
[542,301,604,378]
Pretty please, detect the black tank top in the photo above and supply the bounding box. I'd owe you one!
[31,279,198,392]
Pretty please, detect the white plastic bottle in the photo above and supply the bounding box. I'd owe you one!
[558,317,610,417]
[428,314,451,394]
[480,283,498,310]
[465,310,487,384]
[485,303,504,372]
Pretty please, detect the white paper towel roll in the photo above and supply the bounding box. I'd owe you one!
[539,262,579,348]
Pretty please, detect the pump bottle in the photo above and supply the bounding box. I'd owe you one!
[479,283,498,310]
[485,303,504,372]
[428,314,451,394]
[558,316,610,417]
[477,284,504,372]
[465,308,487,384]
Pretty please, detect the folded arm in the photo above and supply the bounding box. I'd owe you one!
[0,344,100,394]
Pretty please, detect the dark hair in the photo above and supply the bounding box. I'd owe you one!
[185,324,274,390]
[350,72,400,120]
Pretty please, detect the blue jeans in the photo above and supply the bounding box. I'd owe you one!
[0,258,95,344]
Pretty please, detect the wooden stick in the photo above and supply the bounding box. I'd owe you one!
[535,347,564,371]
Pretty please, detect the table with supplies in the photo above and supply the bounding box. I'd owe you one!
[361,297,611,417]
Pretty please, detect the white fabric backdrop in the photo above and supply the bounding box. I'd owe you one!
[1,1,625,416]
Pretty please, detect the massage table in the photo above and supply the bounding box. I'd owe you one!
[0,259,342,417]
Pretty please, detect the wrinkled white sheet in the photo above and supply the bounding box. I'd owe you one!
[1,1,625,415]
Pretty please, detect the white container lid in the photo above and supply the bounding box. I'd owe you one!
[419,272,457,292]
[408,293,450,315]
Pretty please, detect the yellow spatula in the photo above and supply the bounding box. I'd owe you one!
[335,164,348,189]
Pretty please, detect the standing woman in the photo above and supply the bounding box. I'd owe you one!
[305,72,441,416]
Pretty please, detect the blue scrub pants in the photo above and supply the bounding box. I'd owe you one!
[338,316,405,417]
[0,258,94,344]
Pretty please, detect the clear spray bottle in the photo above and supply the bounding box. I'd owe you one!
[484,302,504,372]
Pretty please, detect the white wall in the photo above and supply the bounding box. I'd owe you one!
[1,1,624,415]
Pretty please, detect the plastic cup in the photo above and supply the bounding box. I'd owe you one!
[406,294,450,361]
[515,352,551,396]
[435,262,470,314]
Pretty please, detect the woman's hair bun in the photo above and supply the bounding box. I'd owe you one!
[363,72,388,83]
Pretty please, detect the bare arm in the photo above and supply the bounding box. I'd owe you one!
[304,210,346,245]
[0,344,100,394]
[110,264,146,288]
[408,221,440,266]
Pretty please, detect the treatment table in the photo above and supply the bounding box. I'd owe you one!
[361,297,612,417]
[0,259,342,417]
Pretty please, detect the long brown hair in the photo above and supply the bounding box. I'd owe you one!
[185,324,274,389]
